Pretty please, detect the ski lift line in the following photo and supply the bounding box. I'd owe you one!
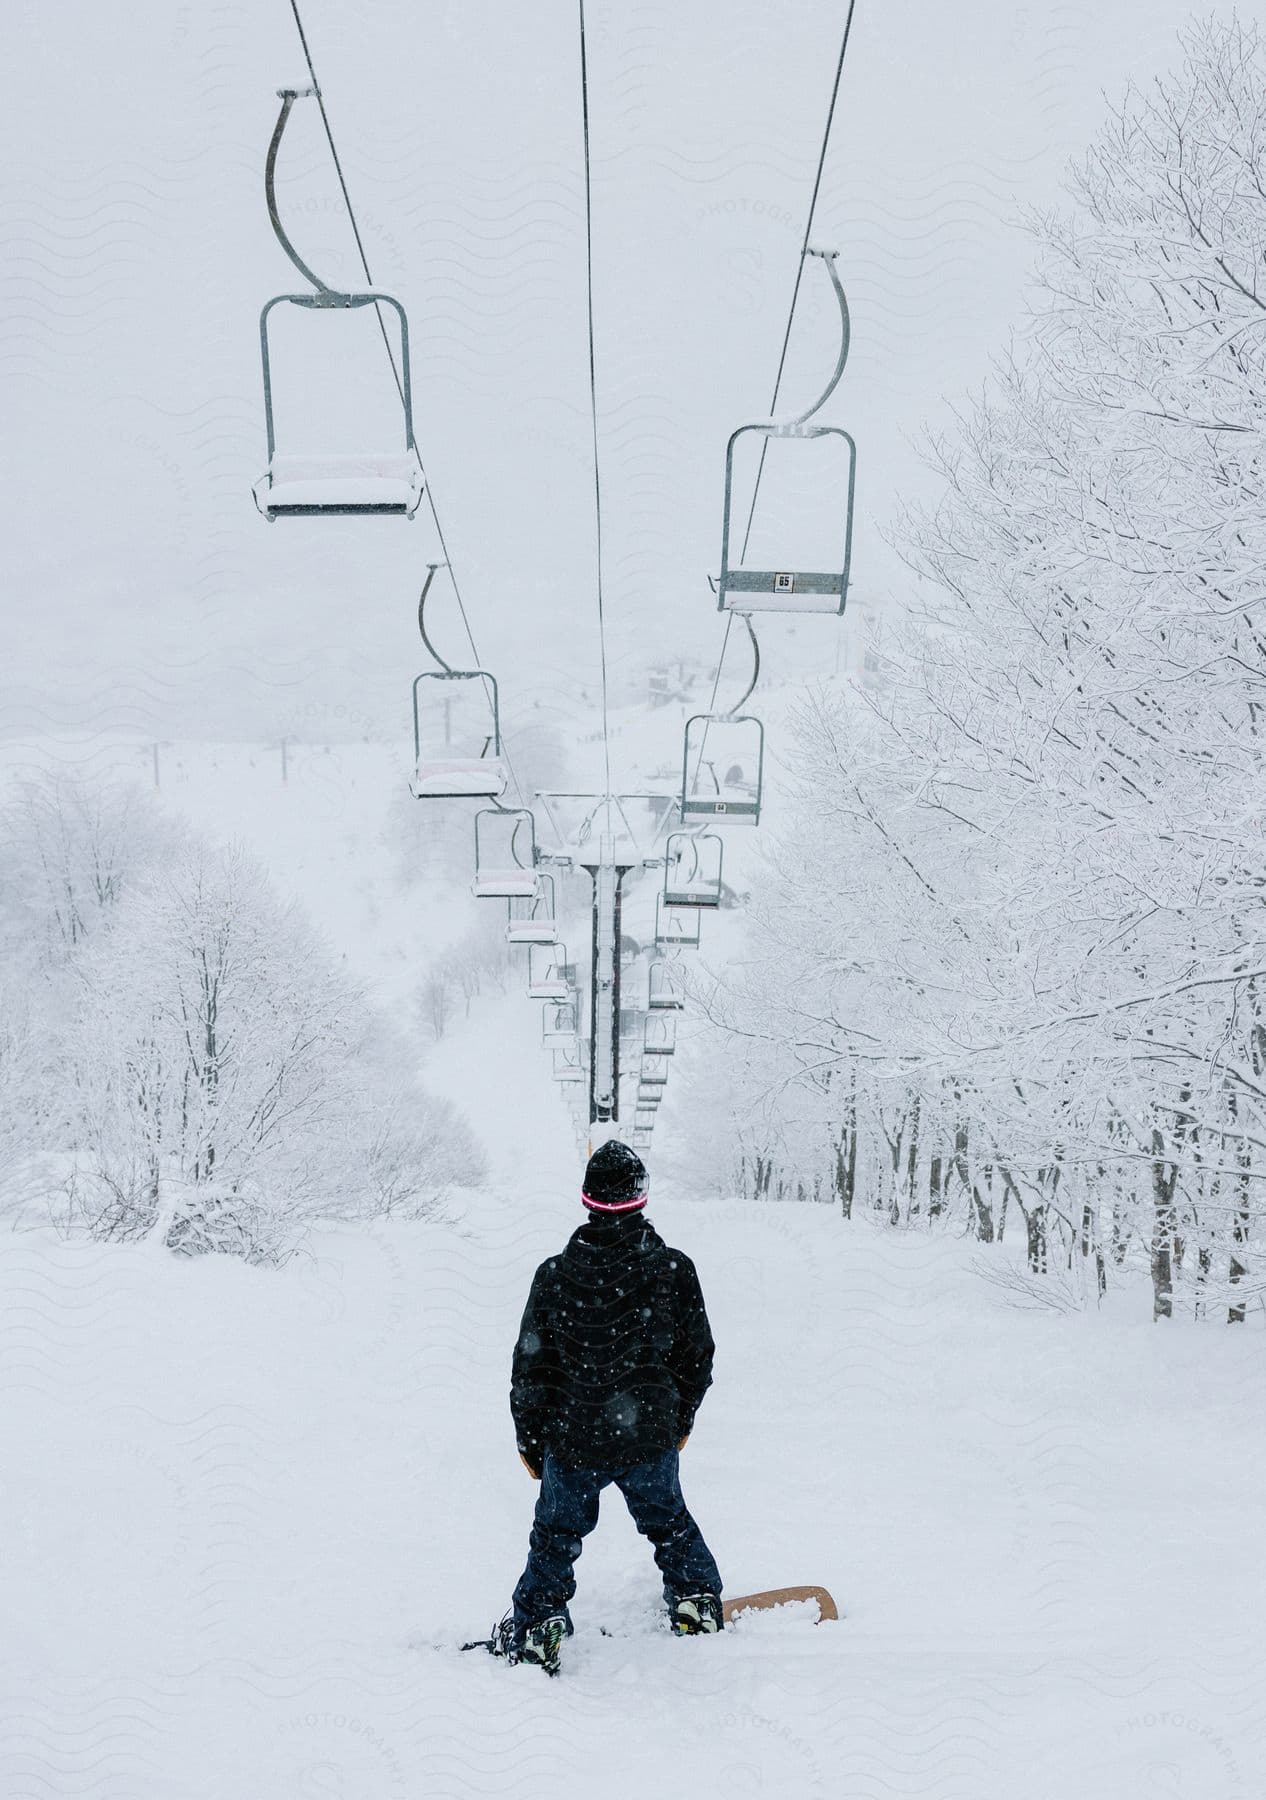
[283,0,524,799]
[578,0,614,811]
[736,0,860,567]
[692,2,858,787]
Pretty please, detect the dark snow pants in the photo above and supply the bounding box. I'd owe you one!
[511,1447,722,1636]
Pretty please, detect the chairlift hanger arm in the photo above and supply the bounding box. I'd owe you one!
[729,615,760,716]
[783,249,850,429]
[265,88,335,295]
[417,563,453,672]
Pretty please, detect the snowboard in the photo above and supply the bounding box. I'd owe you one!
[723,1584,838,1624]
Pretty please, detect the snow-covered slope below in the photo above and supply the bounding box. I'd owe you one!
[3,979,1263,1799]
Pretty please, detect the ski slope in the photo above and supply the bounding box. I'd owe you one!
[3,993,1263,1798]
[0,740,1263,1799]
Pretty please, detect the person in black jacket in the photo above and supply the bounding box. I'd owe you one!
[505,1140,723,1672]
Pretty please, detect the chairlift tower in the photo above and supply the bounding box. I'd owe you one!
[577,834,635,1125]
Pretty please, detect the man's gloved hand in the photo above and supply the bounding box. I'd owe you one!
[519,1451,541,1480]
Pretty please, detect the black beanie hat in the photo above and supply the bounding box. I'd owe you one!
[582,1140,649,1213]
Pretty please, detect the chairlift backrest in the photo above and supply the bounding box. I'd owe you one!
[663,831,724,908]
[716,252,856,614]
[473,808,539,899]
[680,714,764,825]
[655,892,701,950]
[411,669,507,799]
[507,873,559,944]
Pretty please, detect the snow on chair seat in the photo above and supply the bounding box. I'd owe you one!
[411,758,508,800]
[255,452,423,518]
[473,867,538,900]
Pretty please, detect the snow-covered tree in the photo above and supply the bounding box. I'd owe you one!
[695,16,1266,1325]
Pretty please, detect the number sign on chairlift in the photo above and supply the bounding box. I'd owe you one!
[472,809,539,900]
[680,714,764,825]
[648,960,685,1011]
[527,942,572,1001]
[410,670,508,799]
[253,89,424,520]
[507,873,559,945]
[716,251,856,615]
[655,892,701,951]
[663,832,724,909]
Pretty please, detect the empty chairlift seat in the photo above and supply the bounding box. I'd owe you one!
[255,294,424,519]
[655,893,701,950]
[715,250,856,615]
[507,874,559,946]
[542,998,578,1049]
[680,714,765,824]
[253,90,424,521]
[411,670,508,800]
[663,831,724,909]
[552,1044,587,1084]
[648,960,685,1010]
[527,943,572,1001]
[472,809,539,900]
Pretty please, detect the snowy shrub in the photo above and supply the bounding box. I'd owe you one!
[0,774,483,1256]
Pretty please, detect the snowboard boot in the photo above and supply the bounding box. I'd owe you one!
[518,1613,567,1676]
[669,1593,724,1635]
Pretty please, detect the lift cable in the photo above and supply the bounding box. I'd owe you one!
[284,0,528,803]
[577,0,614,812]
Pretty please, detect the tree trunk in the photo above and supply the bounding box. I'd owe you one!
[1150,1129,1176,1322]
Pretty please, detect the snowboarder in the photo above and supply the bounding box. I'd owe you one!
[501,1140,723,1674]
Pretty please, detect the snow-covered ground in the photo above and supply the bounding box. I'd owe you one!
[4,1046,1263,1798]
[0,740,1261,1798]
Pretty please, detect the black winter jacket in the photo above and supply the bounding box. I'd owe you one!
[511,1213,715,1471]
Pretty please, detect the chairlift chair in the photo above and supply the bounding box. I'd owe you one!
[655,893,702,951]
[631,1128,654,1149]
[643,1015,677,1058]
[254,89,423,520]
[472,809,539,900]
[527,942,571,1000]
[648,960,685,1011]
[507,874,559,946]
[663,831,724,909]
[680,714,764,824]
[410,670,508,799]
[639,1062,669,1089]
[716,250,856,614]
[542,999,579,1050]
[552,1044,586,1084]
